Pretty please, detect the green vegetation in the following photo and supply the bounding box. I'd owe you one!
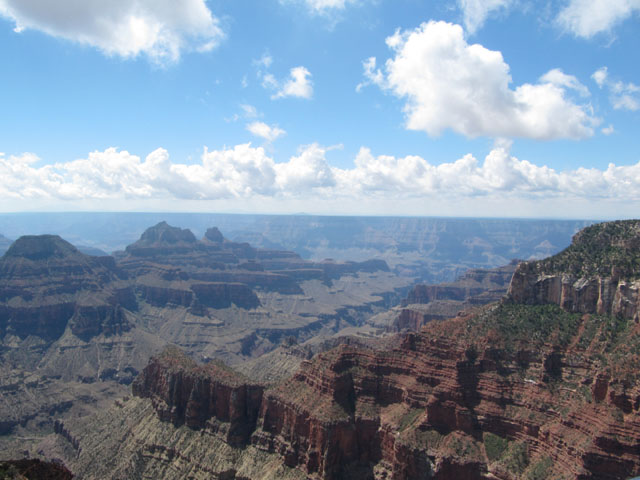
[398,408,423,431]
[471,304,581,349]
[449,435,481,459]
[597,314,629,353]
[407,428,444,450]
[483,432,509,462]
[536,220,640,279]
[502,442,530,475]
[481,433,530,475]
[525,456,553,480]
[577,315,600,350]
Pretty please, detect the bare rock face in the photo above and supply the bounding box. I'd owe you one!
[190,282,260,309]
[118,222,393,303]
[508,220,640,320]
[80,221,639,480]
[204,226,225,243]
[393,262,517,332]
[124,221,198,257]
[124,300,640,479]
[0,235,133,342]
[132,346,264,446]
[0,223,408,473]
[405,262,516,306]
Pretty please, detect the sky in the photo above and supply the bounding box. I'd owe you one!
[0,0,638,218]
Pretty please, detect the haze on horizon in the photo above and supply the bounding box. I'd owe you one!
[0,0,638,219]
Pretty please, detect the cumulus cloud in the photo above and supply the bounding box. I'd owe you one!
[275,144,336,192]
[592,66,640,111]
[246,121,287,143]
[592,66,609,87]
[271,66,313,99]
[253,54,313,100]
[3,144,640,213]
[362,21,598,140]
[457,0,512,34]
[556,0,640,38]
[0,0,224,63]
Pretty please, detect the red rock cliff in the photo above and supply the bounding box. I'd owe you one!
[129,222,640,479]
[132,346,264,446]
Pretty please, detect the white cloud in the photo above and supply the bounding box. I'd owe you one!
[3,144,640,216]
[261,73,279,90]
[253,52,313,100]
[592,66,609,87]
[0,0,224,63]
[612,94,640,111]
[364,21,598,140]
[356,57,383,92]
[281,0,360,14]
[247,121,287,143]
[556,0,640,38]
[272,66,313,99]
[254,52,273,69]
[540,68,590,97]
[602,124,615,135]
[240,104,259,118]
[592,66,640,111]
[275,144,336,192]
[457,0,512,34]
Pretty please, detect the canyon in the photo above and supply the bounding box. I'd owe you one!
[0,221,410,459]
[31,219,640,479]
[0,213,592,284]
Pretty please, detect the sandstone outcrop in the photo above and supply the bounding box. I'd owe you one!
[508,220,640,320]
[132,346,264,446]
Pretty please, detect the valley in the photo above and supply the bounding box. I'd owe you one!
[2,216,638,479]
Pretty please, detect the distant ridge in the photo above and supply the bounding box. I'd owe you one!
[4,234,82,261]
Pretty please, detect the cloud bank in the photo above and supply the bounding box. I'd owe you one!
[2,144,639,216]
[0,0,224,63]
[362,21,599,140]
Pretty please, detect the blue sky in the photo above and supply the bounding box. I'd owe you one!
[0,0,638,218]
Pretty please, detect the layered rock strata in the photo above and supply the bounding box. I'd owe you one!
[508,220,640,320]
[127,307,640,479]
[0,235,134,342]
[392,262,517,332]
[132,346,263,446]
[107,221,640,479]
